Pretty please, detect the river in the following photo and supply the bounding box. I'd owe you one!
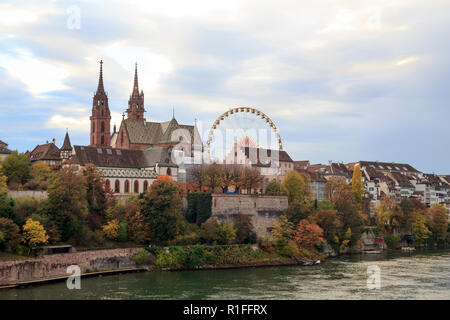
[0,249,448,300]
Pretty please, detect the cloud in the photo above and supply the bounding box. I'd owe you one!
[0,0,449,173]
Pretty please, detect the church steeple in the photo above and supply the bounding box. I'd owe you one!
[90,60,111,147]
[126,62,145,120]
[97,60,105,94]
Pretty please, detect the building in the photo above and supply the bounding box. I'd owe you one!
[28,139,62,167]
[0,140,12,162]
[70,145,179,195]
[89,61,201,155]
[225,144,294,193]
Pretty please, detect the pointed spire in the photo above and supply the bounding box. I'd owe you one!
[61,129,72,151]
[132,62,139,96]
[97,60,105,93]
[172,106,175,119]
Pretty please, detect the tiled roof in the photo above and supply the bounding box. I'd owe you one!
[61,132,72,151]
[73,145,146,168]
[294,160,310,170]
[357,161,419,173]
[29,143,60,161]
[389,171,414,188]
[0,140,11,155]
[72,145,177,169]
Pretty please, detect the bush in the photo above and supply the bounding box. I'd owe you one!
[134,248,155,266]
[199,219,220,244]
[233,213,255,244]
[275,239,300,258]
[217,222,236,245]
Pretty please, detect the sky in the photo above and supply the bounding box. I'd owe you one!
[0,0,449,173]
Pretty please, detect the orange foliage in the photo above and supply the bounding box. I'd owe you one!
[157,175,173,182]
[293,219,324,249]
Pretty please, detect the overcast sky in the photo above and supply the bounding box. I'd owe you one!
[0,0,449,173]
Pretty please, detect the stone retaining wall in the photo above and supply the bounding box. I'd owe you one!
[0,248,140,285]
[210,194,288,239]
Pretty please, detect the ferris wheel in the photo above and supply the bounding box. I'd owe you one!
[206,107,283,160]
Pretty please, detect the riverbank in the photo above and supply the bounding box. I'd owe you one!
[0,244,324,288]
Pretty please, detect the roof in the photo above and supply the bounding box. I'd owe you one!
[29,143,61,161]
[296,169,326,182]
[72,145,146,168]
[0,140,11,155]
[308,162,351,179]
[61,132,72,151]
[389,171,414,188]
[294,160,310,170]
[123,117,199,146]
[72,145,178,169]
[357,161,419,173]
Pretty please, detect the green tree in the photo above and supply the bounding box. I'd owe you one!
[351,164,365,203]
[284,200,312,225]
[139,177,184,243]
[1,151,31,186]
[265,179,283,195]
[282,171,313,205]
[217,221,236,245]
[311,209,341,244]
[47,167,88,242]
[0,217,21,252]
[0,194,23,226]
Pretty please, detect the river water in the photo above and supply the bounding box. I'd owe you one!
[0,249,448,300]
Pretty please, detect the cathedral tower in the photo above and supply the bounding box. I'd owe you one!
[90,60,111,146]
[126,63,145,120]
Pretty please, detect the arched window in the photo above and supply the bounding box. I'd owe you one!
[105,179,110,191]
[143,180,148,192]
[134,180,139,193]
[101,122,105,133]
[114,180,120,193]
[93,123,95,133]
[101,135,105,145]
[167,167,171,176]
[124,180,130,193]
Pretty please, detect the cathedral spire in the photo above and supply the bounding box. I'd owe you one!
[132,62,139,97]
[97,60,105,93]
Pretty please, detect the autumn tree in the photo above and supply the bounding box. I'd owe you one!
[241,167,263,194]
[293,219,324,250]
[0,218,21,252]
[139,176,185,243]
[199,218,220,244]
[427,204,448,244]
[0,165,7,195]
[411,213,432,246]
[83,164,109,230]
[102,219,120,240]
[351,164,365,203]
[325,178,348,203]
[1,151,31,187]
[203,164,222,192]
[272,215,295,246]
[311,209,341,245]
[47,167,88,242]
[22,218,49,254]
[376,195,402,235]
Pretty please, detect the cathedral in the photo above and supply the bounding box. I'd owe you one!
[89,61,202,155]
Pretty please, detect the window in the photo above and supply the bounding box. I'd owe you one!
[167,168,172,176]
[121,132,124,144]
[105,179,110,191]
[101,122,105,133]
[114,180,120,193]
[124,180,130,193]
[93,123,95,133]
[143,180,148,192]
[134,180,139,193]
[101,135,104,145]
